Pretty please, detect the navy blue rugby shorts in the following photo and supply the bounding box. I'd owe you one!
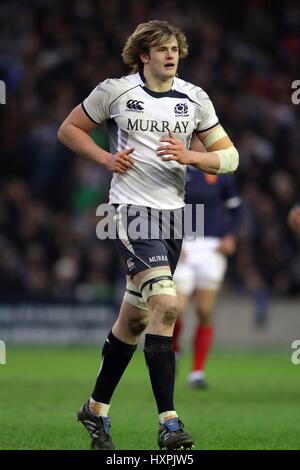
[111,204,183,278]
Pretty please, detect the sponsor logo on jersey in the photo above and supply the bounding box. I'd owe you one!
[126,100,144,112]
[174,103,188,116]
[127,118,189,133]
[149,255,168,263]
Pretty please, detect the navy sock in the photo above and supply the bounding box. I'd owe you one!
[92,331,137,404]
[144,333,175,414]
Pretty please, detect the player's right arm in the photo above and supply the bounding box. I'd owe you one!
[58,104,134,174]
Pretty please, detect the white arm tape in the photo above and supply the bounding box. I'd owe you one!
[216,146,239,174]
[202,126,227,149]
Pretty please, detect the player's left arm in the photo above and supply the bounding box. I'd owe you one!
[193,125,239,174]
[156,125,239,175]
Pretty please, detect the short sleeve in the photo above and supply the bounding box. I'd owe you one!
[195,91,219,132]
[82,80,113,124]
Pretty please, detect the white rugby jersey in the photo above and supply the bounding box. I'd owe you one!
[82,72,219,209]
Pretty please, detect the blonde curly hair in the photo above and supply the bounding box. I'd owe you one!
[122,20,188,73]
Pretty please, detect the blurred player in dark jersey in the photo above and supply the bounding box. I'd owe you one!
[173,136,242,389]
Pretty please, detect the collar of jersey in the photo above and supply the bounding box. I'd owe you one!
[138,70,175,98]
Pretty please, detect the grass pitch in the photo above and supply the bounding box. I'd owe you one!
[0,347,299,450]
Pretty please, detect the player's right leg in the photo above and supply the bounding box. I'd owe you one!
[77,279,149,449]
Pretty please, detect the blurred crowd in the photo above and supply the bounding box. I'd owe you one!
[0,0,300,303]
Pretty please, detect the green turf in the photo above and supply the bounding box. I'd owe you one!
[0,347,299,450]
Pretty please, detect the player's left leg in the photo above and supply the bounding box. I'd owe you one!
[133,266,194,450]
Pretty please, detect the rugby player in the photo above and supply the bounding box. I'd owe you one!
[58,19,239,450]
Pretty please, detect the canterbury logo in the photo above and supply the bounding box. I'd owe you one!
[126,100,144,111]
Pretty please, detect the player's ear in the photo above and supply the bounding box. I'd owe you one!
[139,51,150,64]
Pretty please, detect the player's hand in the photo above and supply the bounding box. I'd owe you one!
[217,235,237,256]
[156,131,190,164]
[105,148,135,174]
